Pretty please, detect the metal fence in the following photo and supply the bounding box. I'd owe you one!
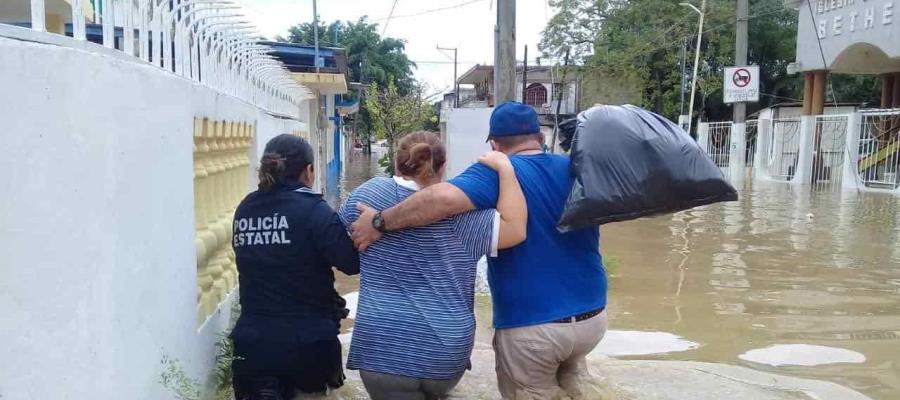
[745,120,758,168]
[18,0,310,117]
[811,115,849,189]
[766,118,801,181]
[857,109,900,189]
[706,122,732,167]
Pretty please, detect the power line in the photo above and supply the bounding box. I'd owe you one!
[381,0,399,36]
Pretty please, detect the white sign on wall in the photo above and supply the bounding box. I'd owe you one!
[723,66,760,104]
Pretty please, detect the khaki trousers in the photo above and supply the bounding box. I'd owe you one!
[493,311,608,400]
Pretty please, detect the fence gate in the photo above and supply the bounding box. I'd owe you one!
[745,120,758,168]
[706,122,732,168]
[767,118,801,181]
[811,115,848,189]
[857,110,900,189]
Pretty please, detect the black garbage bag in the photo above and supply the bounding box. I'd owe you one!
[557,117,579,152]
[558,104,737,232]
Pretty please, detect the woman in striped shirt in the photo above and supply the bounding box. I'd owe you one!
[339,131,527,400]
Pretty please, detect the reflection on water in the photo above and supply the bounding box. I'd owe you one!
[604,181,900,399]
[331,154,900,399]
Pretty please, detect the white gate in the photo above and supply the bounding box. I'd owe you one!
[745,120,758,168]
[811,115,849,189]
[706,122,732,167]
[767,118,802,181]
[857,109,900,189]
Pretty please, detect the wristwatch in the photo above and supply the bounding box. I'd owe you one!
[372,210,388,233]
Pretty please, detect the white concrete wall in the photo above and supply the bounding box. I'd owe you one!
[0,34,305,400]
[444,108,493,178]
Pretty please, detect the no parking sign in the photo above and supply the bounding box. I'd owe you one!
[723,66,759,103]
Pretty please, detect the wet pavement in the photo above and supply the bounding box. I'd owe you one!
[327,149,900,399]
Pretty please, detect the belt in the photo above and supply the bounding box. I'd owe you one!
[551,307,605,323]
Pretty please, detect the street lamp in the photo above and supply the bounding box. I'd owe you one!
[681,0,706,137]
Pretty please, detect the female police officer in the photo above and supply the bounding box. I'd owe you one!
[230,134,359,400]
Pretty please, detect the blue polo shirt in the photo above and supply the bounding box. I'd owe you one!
[450,153,607,329]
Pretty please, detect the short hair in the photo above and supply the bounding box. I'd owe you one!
[488,132,544,149]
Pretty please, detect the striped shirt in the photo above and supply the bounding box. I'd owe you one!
[338,176,498,380]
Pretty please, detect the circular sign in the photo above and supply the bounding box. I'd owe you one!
[732,68,752,88]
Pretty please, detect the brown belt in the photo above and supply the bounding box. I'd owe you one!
[551,307,605,323]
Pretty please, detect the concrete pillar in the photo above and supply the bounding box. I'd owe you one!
[811,72,827,115]
[802,73,815,115]
[793,116,816,185]
[893,72,900,108]
[729,122,747,178]
[842,112,862,191]
[882,74,894,108]
[755,119,772,177]
[698,123,710,154]
[810,72,827,183]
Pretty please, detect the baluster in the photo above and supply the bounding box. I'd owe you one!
[102,0,114,49]
[31,0,46,32]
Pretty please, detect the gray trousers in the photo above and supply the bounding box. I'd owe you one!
[359,370,463,400]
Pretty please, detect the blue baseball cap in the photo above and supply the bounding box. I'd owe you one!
[489,101,540,140]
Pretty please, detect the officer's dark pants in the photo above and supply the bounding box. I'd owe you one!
[231,315,344,400]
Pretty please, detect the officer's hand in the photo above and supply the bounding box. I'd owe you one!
[352,203,382,252]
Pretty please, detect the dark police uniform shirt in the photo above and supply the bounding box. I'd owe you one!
[232,181,359,338]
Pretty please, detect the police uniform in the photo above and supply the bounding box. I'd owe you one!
[230,180,359,399]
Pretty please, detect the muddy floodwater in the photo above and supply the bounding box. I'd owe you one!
[326,149,900,399]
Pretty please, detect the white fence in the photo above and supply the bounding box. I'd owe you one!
[19,0,310,118]
[811,114,849,189]
[746,120,758,167]
[701,112,900,194]
[706,121,732,167]
[766,118,802,181]
[857,109,900,189]
[1,2,315,398]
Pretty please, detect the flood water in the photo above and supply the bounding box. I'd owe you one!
[327,148,900,400]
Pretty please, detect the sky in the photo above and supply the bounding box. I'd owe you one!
[231,0,555,100]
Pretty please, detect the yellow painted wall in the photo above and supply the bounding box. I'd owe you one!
[193,117,253,325]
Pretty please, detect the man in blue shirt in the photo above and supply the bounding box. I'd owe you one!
[352,102,608,399]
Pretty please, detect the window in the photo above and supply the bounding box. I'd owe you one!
[524,83,547,107]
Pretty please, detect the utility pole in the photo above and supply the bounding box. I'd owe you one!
[313,0,320,73]
[494,0,516,105]
[733,0,748,124]
[437,45,459,107]
[680,39,687,117]
[521,45,528,103]
[683,0,706,135]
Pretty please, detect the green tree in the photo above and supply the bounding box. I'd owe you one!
[366,81,435,175]
[279,17,415,94]
[280,17,417,151]
[539,0,879,122]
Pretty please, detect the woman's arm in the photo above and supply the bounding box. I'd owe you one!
[314,202,360,275]
[478,151,527,249]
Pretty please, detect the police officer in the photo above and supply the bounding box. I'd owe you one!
[230,134,359,400]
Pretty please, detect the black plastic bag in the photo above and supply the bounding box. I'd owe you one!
[558,105,737,232]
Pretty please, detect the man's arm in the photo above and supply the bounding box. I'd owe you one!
[351,182,474,251]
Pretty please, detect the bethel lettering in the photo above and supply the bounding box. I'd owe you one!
[815,2,894,39]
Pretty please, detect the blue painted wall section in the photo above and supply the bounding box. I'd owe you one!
[325,94,343,202]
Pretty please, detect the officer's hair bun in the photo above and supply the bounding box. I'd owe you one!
[258,152,287,191]
[395,131,446,180]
